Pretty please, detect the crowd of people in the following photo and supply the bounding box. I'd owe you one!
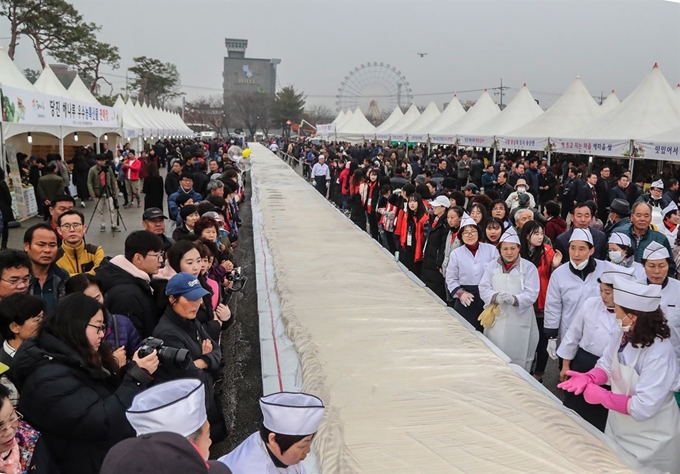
[0,137,330,474]
[275,137,680,473]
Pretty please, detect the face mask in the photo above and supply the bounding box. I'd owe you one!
[570,259,588,271]
[517,187,526,194]
[608,251,624,264]
[616,317,631,332]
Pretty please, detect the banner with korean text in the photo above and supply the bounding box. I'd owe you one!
[633,139,680,162]
[316,123,336,136]
[552,137,631,157]
[496,136,549,151]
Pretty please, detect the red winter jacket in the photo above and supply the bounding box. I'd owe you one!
[123,158,142,181]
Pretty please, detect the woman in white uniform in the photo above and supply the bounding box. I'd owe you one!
[660,201,678,250]
[479,227,540,372]
[557,262,636,431]
[445,214,498,332]
[219,392,325,474]
[559,278,680,473]
[606,232,647,282]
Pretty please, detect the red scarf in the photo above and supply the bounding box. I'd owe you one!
[364,180,378,213]
[380,202,398,230]
[400,213,429,262]
[665,220,677,233]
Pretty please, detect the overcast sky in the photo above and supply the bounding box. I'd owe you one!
[2,0,679,112]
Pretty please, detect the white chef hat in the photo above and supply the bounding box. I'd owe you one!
[126,379,206,437]
[642,241,670,261]
[260,392,325,436]
[612,276,661,312]
[598,261,637,285]
[662,201,678,217]
[651,179,664,190]
[569,228,593,246]
[498,226,520,245]
[459,213,476,229]
[608,232,631,248]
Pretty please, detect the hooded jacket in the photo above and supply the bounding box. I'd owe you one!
[56,240,105,276]
[10,332,152,474]
[96,255,158,338]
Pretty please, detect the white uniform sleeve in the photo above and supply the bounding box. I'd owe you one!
[478,261,497,307]
[557,307,585,360]
[629,351,679,422]
[529,193,536,209]
[445,248,461,295]
[515,262,539,314]
[543,269,563,331]
[595,330,618,377]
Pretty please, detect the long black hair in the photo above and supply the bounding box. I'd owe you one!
[407,192,427,219]
[520,220,546,268]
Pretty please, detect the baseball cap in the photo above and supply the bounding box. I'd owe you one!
[166,273,209,301]
[143,208,168,221]
[428,195,451,208]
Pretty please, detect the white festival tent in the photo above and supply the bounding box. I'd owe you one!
[381,103,421,140]
[497,76,602,151]
[430,90,500,144]
[336,108,354,129]
[401,101,441,142]
[600,90,620,114]
[67,75,99,104]
[34,65,74,99]
[332,110,346,124]
[375,106,404,134]
[419,95,466,139]
[335,107,376,142]
[458,84,544,148]
[554,64,680,157]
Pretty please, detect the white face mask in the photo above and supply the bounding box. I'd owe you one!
[609,251,624,264]
[517,186,526,194]
[570,259,588,271]
[616,317,632,332]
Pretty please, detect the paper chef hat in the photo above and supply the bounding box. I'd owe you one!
[498,226,520,245]
[651,179,664,190]
[598,261,637,285]
[608,232,632,248]
[459,213,476,229]
[642,241,670,261]
[612,276,661,312]
[569,228,593,246]
[662,201,678,217]
[260,392,325,436]
[126,379,206,437]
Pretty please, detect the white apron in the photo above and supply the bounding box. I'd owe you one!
[605,344,680,473]
[484,261,539,372]
[218,432,306,474]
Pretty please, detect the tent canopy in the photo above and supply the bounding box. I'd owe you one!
[431,90,500,136]
[336,107,376,141]
[376,107,404,133]
[422,96,466,135]
[34,65,73,98]
[0,47,36,90]
[600,90,620,114]
[67,75,99,104]
[405,101,441,135]
[384,103,420,134]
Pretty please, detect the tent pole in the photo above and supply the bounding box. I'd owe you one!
[493,146,497,164]
[59,126,64,159]
[627,141,634,177]
[0,124,5,172]
[547,150,551,167]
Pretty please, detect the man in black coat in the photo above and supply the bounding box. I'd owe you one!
[96,231,163,338]
[561,167,582,219]
[576,172,599,206]
[555,202,608,263]
[537,164,557,209]
[494,171,515,201]
[165,159,183,197]
[609,173,641,207]
[595,165,613,223]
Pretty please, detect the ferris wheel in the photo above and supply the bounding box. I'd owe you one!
[335,62,414,118]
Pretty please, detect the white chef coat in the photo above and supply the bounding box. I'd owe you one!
[445,242,498,294]
[596,330,679,422]
[219,432,307,474]
[544,259,604,336]
[660,223,677,250]
[557,296,618,360]
[270,143,279,152]
[310,163,330,180]
[659,278,680,389]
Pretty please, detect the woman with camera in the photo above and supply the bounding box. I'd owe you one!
[10,293,159,474]
[152,272,226,443]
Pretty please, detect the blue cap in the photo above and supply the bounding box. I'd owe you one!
[165,273,209,301]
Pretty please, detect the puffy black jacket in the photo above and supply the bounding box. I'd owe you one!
[420,218,449,298]
[96,257,158,338]
[10,332,153,474]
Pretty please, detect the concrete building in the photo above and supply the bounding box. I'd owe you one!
[223,39,280,101]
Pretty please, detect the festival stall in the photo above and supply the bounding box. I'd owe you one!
[399,101,441,143]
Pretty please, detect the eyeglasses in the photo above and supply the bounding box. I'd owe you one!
[462,230,478,237]
[146,252,164,260]
[1,275,32,287]
[87,324,106,334]
[60,223,83,230]
[0,411,22,434]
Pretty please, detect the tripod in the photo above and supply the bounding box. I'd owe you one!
[86,184,126,233]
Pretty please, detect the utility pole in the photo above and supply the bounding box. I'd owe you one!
[493,78,510,109]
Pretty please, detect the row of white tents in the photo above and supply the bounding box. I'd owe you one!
[318,64,680,162]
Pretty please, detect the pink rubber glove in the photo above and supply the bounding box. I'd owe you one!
[583,384,630,415]
[557,368,608,395]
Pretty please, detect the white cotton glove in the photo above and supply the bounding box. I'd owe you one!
[547,339,558,360]
[459,292,475,307]
[496,292,515,305]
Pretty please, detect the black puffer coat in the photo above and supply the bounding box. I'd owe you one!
[419,217,450,300]
[10,332,153,474]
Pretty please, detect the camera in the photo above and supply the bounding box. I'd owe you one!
[225,266,243,282]
[137,337,191,369]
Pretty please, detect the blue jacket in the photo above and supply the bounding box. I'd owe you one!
[481,172,496,190]
[104,310,142,355]
[168,187,203,221]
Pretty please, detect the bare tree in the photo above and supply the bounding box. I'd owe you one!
[303,104,335,125]
[185,95,230,134]
[228,92,274,137]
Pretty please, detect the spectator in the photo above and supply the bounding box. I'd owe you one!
[0,294,43,406]
[626,201,676,275]
[55,210,105,276]
[525,158,539,197]
[0,169,14,250]
[543,201,567,243]
[595,165,613,223]
[490,199,512,228]
[96,231,163,338]
[505,178,536,211]
[206,180,225,198]
[142,162,165,212]
[604,198,632,237]
[122,150,142,208]
[555,203,608,264]
[37,163,65,220]
[152,273,226,443]
[0,250,31,301]
[192,161,210,198]
[47,194,75,244]
[481,164,496,191]
[637,179,669,209]
[420,196,450,300]
[142,207,174,253]
[10,293,159,474]
[23,223,68,314]
[663,178,679,205]
[561,167,581,219]
[609,173,641,207]
[173,205,200,242]
[493,171,514,201]
[165,159,183,197]
[87,154,120,232]
[607,232,647,281]
[168,173,203,223]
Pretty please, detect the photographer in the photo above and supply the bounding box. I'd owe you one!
[87,154,120,233]
[152,272,226,443]
[10,293,159,474]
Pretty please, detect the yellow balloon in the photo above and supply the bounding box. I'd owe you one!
[242,149,251,158]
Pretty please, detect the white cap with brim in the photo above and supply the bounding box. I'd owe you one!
[608,232,631,248]
[651,179,664,190]
[662,201,678,217]
[612,275,661,312]
[428,195,451,208]
[498,226,520,245]
[126,379,206,437]
[598,261,637,285]
[642,241,670,261]
[260,392,325,436]
[569,228,593,246]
